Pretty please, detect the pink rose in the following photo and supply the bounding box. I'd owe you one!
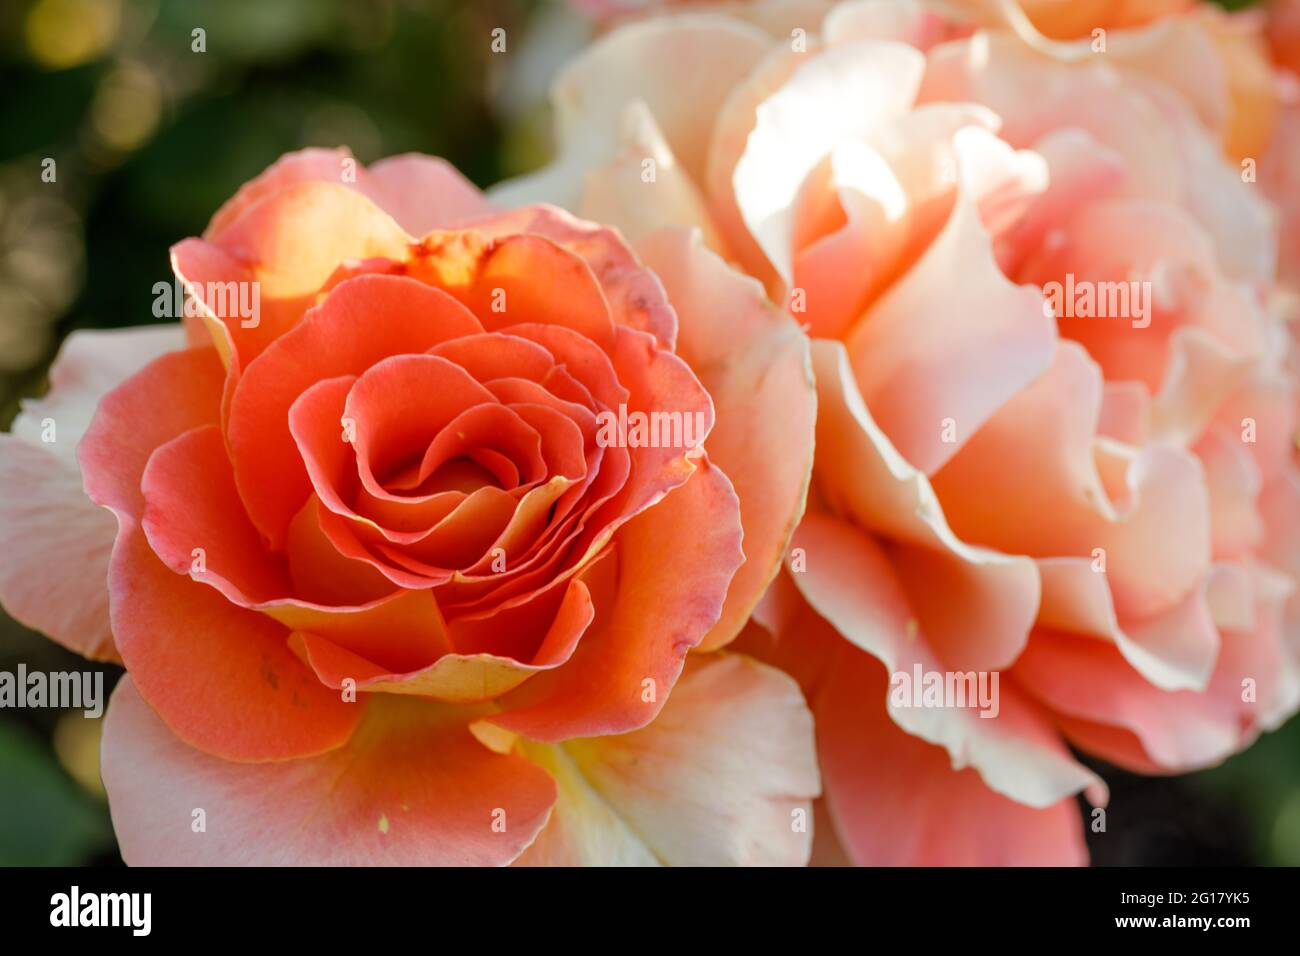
[502,0,1300,864]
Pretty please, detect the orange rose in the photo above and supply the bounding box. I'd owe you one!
[0,150,819,865]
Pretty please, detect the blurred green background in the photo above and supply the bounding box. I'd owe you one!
[0,0,1296,866]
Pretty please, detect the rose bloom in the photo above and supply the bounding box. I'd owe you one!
[502,0,1300,863]
[0,151,822,865]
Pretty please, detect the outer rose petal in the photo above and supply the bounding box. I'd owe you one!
[1036,557,1220,692]
[488,457,744,740]
[361,153,493,235]
[816,634,1088,866]
[79,345,227,525]
[791,513,1102,809]
[101,676,556,866]
[77,331,359,761]
[180,181,413,366]
[636,226,814,650]
[706,39,809,285]
[109,523,361,762]
[205,148,491,242]
[9,326,189,457]
[921,32,1184,205]
[0,325,185,660]
[931,342,1213,622]
[810,339,1041,672]
[515,653,819,866]
[578,100,728,250]
[1017,563,1294,772]
[490,14,770,214]
[922,26,1274,282]
[204,148,354,240]
[0,438,119,659]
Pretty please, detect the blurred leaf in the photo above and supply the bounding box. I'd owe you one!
[0,720,111,865]
[1192,716,1300,865]
[153,0,336,63]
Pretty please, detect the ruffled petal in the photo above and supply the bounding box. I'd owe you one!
[488,458,743,740]
[515,653,818,866]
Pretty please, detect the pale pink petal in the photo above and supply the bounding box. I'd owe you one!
[810,339,1041,670]
[931,341,1213,622]
[1196,425,1265,561]
[362,153,493,235]
[921,32,1183,205]
[0,325,186,660]
[734,39,925,283]
[491,14,770,213]
[705,41,808,285]
[515,653,818,866]
[791,512,1102,808]
[0,437,119,660]
[814,631,1089,865]
[843,152,1055,474]
[205,147,491,242]
[1036,556,1220,692]
[1013,588,1284,771]
[578,100,726,248]
[9,325,188,459]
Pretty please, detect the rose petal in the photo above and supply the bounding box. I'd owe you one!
[636,226,814,650]
[182,181,413,365]
[362,153,493,235]
[0,325,186,660]
[409,232,615,346]
[108,523,360,762]
[461,204,680,349]
[489,457,743,740]
[931,341,1212,621]
[0,437,119,660]
[734,39,926,283]
[515,653,819,866]
[814,631,1089,866]
[228,274,483,547]
[490,13,770,214]
[101,675,556,865]
[790,512,1100,808]
[843,167,1054,475]
[291,577,595,703]
[810,339,1041,670]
